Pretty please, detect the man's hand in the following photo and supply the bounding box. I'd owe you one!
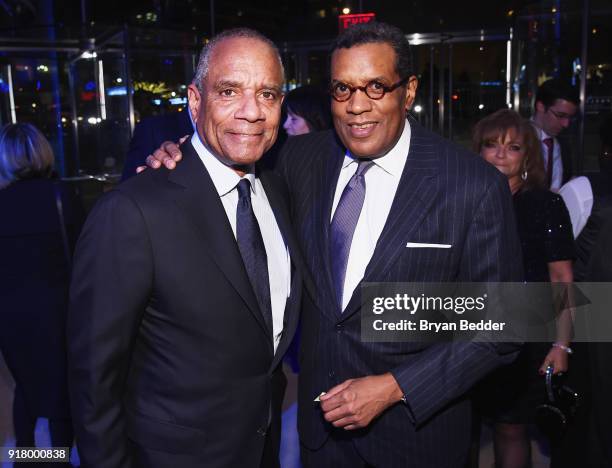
[319,373,404,430]
[136,135,189,174]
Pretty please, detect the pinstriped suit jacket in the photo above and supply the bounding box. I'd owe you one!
[278,121,523,468]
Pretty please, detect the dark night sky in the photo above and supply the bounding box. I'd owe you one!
[86,0,526,40]
[0,0,608,55]
[0,0,580,41]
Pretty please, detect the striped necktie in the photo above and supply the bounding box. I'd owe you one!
[330,159,375,310]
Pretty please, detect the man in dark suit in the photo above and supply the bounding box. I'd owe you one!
[149,22,522,468]
[532,79,579,191]
[68,28,302,468]
[280,24,522,468]
[121,111,193,181]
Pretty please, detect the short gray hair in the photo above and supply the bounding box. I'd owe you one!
[0,123,54,189]
[193,28,284,92]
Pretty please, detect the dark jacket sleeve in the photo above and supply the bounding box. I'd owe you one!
[586,203,612,281]
[68,189,154,467]
[390,170,523,425]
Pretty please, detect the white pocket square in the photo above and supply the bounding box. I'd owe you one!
[406,242,452,248]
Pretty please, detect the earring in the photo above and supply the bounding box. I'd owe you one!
[520,159,528,181]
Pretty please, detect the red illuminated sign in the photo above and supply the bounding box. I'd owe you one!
[80,91,96,101]
[338,13,376,31]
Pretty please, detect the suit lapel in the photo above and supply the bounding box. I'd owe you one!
[258,169,298,274]
[258,169,304,369]
[269,274,302,372]
[168,140,272,345]
[341,122,440,319]
[316,135,346,318]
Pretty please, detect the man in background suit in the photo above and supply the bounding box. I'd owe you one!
[121,110,193,181]
[68,28,302,468]
[532,79,579,191]
[149,22,522,468]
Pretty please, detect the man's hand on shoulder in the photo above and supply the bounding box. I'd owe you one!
[319,373,404,430]
[135,134,189,174]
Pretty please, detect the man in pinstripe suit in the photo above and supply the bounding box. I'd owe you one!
[148,22,522,468]
[276,23,523,468]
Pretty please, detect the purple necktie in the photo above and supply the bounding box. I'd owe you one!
[330,159,375,310]
[236,179,273,338]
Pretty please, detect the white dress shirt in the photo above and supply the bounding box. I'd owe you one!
[331,119,411,311]
[192,134,291,353]
[534,124,564,192]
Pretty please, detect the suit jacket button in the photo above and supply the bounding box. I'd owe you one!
[328,370,335,378]
[336,324,343,333]
[257,427,267,436]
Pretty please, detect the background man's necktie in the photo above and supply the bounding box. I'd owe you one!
[330,159,375,310]
[543,137,554,188]
[236,179,273,337]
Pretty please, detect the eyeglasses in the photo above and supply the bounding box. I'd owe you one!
[330,76,411,102]
[548,108,577,122]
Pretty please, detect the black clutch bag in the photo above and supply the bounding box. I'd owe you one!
[535,365,580,441]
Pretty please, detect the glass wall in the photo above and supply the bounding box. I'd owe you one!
[0,55,76,176]
[0,26,198,179]
[281,41,330,90]
[410,35,510,147]
[514,0,612,173]
[282,2,610,175]
[0,3,608,181]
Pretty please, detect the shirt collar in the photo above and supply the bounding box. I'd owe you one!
[342,118,411,177]
[531,119,552,141]
[191,133,256,197]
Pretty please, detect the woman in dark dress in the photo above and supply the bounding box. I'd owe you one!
[0,123,83,452]
[473,110,575,468]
